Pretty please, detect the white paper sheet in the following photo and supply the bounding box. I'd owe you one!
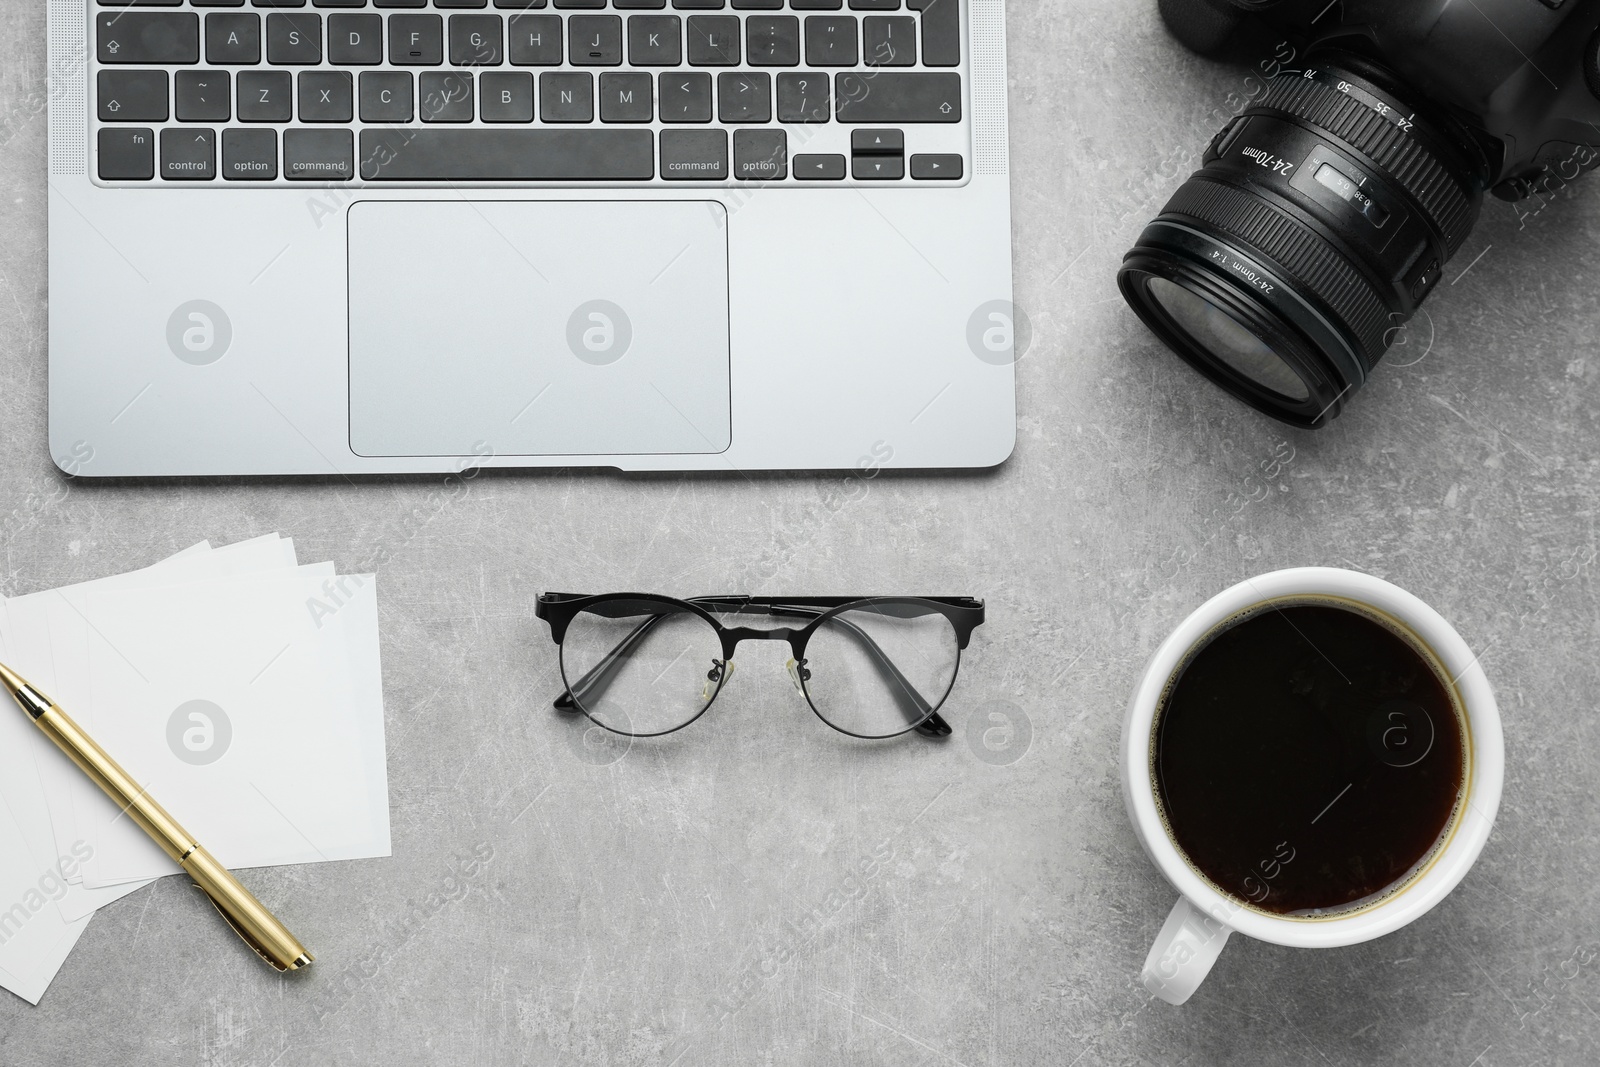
[76,569,391,886]
[20,536,293,883]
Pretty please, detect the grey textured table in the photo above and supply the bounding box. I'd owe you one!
[4,3,1600,1065]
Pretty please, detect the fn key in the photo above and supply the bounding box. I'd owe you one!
[99,128,155,180]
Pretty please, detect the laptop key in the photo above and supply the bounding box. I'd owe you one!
[359,128,654,180]
[327,14,383,64]
[569,15,623,65]
[389,14,443,64]
[908,0,959,66]
[206,13,262,64]
[237,70,293,120]
[97,13,200,64]
[299,70,353,121]
[507,15,561,64]
[746,15,798,66]
[851,128,902,154]
[852,154,903,180]
[910,152,961,179]
[686,16,740,65]
[659,72,712,122]
[222,127,277,180]
[599,71,654,122]
[834,72,960,122]
[661,129,727,180]
[776,72,829,123]
[265,13,322,63]
[717,72,770,123]
[733,128,786,180]
[98,70,169,122]
[628,15,681,66]
[359,70,414,121]
[160,127,216,180]
[480,71,535,121]
[863,15,915,66]
[283,128,355,180]
[804,16,857,66]
[420,71,475,122]
[97,128,156,180]
[541,72,594,121]
[793,153,845,180]
[450,14,504,65]
[175,70,232,121]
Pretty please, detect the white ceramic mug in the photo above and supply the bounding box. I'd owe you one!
[1121,567,1504,1005]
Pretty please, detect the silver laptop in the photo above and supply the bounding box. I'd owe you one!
[48,0,1014,477]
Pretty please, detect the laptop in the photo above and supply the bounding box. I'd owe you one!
[48,0,1014,477]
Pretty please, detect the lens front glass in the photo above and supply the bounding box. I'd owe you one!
[560,600,727,736]
[800,600,960,738]
[1145,277,1310,401]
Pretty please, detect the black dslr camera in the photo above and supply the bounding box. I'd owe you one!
[1119,0,1600,427]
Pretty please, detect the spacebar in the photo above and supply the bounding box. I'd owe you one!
[359,129,655,181]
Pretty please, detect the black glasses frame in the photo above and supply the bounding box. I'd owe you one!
[536,593,986,740]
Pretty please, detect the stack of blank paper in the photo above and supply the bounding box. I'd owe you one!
[0,535,391,1004]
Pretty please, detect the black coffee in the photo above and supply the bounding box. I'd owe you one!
[1154,599,1465,916]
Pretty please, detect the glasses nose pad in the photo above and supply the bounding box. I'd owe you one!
[785,657,811,694]
[702,658,736,703]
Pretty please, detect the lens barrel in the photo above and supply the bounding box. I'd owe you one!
[1119,53,1486,426]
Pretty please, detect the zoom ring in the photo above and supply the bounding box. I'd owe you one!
[1162,178,1392,371]
[1256,76,1475,253]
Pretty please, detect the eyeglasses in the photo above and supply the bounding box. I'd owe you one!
[536,594,986,740]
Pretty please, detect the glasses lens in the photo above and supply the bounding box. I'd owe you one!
[559,600,727,737]
[1145,276,1310,401]
[800,600,961,738]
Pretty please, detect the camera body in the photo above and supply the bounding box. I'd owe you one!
[1165,0,1600,201]
[1118,0,1600,427]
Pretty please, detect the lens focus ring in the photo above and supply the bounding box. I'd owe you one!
[1162,178,1392,371]
[1256,75,1476,251]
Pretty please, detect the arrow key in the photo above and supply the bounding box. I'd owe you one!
[910,153,962,180]
[851,128,904,156]
[794,154,846,181]
[853,154,905,180]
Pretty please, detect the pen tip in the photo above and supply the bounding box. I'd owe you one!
[0,660,25,697]
[0,661,52,718]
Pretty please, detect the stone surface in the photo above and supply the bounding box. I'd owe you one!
[3,2,1600,1064]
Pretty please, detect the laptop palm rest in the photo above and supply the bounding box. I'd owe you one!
[348,200,731,458]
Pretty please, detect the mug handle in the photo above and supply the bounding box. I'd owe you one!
[1141,897,1233,1005]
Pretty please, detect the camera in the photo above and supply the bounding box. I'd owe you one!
[1119,0,1600,427]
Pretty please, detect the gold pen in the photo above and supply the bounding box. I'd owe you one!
[0,661,313,972]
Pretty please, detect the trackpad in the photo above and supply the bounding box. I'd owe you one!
[348,201,730,457]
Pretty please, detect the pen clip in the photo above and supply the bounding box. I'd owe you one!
[192,881,292,972]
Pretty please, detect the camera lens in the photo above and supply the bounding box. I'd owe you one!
[1145,277,1309,401]
[1119,52,1486,427]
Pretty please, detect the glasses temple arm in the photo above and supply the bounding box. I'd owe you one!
[554,613,672,711]
[762,604,952,738]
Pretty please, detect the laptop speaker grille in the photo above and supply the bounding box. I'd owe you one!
[971,0,1008,176]
[48,0,87,177]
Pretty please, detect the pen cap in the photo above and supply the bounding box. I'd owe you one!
[182,846,314,972]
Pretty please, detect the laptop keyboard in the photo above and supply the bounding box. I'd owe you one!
[90,0,969,186]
